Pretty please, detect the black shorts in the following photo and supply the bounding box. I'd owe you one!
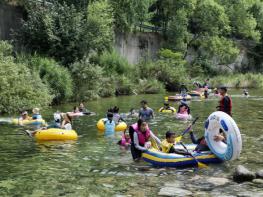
[130,143,142,160]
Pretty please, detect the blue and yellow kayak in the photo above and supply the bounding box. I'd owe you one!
[142,144,222,168]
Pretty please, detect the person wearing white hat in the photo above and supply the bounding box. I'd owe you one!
[32,108,42,120]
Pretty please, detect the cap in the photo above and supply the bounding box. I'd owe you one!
[22,111,28,115]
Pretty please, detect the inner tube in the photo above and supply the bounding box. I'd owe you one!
[35,128,78,141]
[168,95,192,101]
[97,118,127,132]
[205,111,242,161]
[12,118,46,126]
[158,107,176,113]
[175,113,192,120]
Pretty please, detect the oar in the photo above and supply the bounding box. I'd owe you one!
[180,142,208,168]
[175,117,199,142]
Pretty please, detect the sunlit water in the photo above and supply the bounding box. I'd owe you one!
[0,89,263,196]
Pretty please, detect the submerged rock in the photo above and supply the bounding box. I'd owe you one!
[237,191,263,197]
[158,187,193,197]
[206,177,230,186]
[256,170,263,179]
[252,179,263,184]
[233,165,255,183]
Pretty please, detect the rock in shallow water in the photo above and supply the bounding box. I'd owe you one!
[206,177,230,186]
[233,165,255,183]
[256,169,263,179]
[252,178,263,184]
[158,187,193,197]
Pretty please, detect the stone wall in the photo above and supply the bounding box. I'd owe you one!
[0,3,24,40]
[115,32,163,64]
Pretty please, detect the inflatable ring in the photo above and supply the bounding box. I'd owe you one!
[97,118,127,132]
[35,128,78,141]
[158,107,176,113]
[168,95,192,101]
[142,144,222,168]
[205,111,242,161]
[12,118,46,126]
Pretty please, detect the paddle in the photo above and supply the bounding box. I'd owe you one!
[180,141,208,168]
[175,117,199,142]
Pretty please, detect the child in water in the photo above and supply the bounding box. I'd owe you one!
[32,108,42,120]
[117,130,131,148]
[104,112,116,136]
[177,102,190,115]
[161,131,190,155]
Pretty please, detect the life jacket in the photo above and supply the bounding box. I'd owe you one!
[32,114,42,120]
[131,123,151,146]
[219,95,232,115]
[104,119,115,136]
[161,139,174,153]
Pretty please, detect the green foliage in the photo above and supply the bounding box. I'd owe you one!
[0,41,52,113]
[70,60,104,101]
[19,55,73,104]
[98,50,132,74]
[115,75,135,95]
[15,1,113,65]
[210,73,263,88]
[136,79,165,94]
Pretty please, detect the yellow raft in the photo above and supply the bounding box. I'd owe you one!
[12,118,46,126]
[97,118,127,132]
[35,128,78,141]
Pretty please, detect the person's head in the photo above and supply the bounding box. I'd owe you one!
[218,86,227,95]
[73,106,79,112]
[107,112,113,121]
[123,130,130,139]
[79,103,84,109]
[21,111,28,119]
[140,100,148,108]
[113,106,119,113]
[32,108,40,114]
[164,101,169,107]
[137,119,148,132]
[108,108,114,113]
[166,131,176,143]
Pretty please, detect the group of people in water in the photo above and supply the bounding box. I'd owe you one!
[18,84,233,161]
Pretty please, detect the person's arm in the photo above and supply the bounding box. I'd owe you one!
[149,130,161,144]
[190,131,199,144]
[151,109,154,119]
[138,109,142,119]
[133,132,147,151]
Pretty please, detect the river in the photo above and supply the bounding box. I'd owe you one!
[0,89,262,196]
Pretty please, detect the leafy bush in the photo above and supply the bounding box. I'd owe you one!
[136,79,165,94]
[70,60,104,101]
[115,75,135,95]
[18,55,73,104]
[210,73,263,88]
[98,50,132,75]
[0,41,52,113]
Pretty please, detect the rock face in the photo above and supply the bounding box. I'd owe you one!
[256,170,263,179]
[233,165,256,183]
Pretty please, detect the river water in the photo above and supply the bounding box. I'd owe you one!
[0,89,263,196]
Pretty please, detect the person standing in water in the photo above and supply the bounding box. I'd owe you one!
[216,86,232,116]
[138,100,154,121]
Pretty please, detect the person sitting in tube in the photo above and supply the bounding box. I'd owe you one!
[189,130,226,152]
[18,111,32,125]
[32,108,42,120]
[129,119,161,161]
[159,102,176,113]
[161,131,190,155]
[117,129,131,149]
[104,112,116,136]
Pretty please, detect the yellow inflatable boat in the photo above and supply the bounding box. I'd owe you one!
[97,118,127,132]
[158,107,176,113]
[12,118,46,126]
[35,128,78,141]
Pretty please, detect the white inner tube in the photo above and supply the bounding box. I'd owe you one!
[205,111,242,161]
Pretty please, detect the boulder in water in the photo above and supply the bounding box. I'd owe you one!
[233,165,255,183]
[256,169,263,179]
